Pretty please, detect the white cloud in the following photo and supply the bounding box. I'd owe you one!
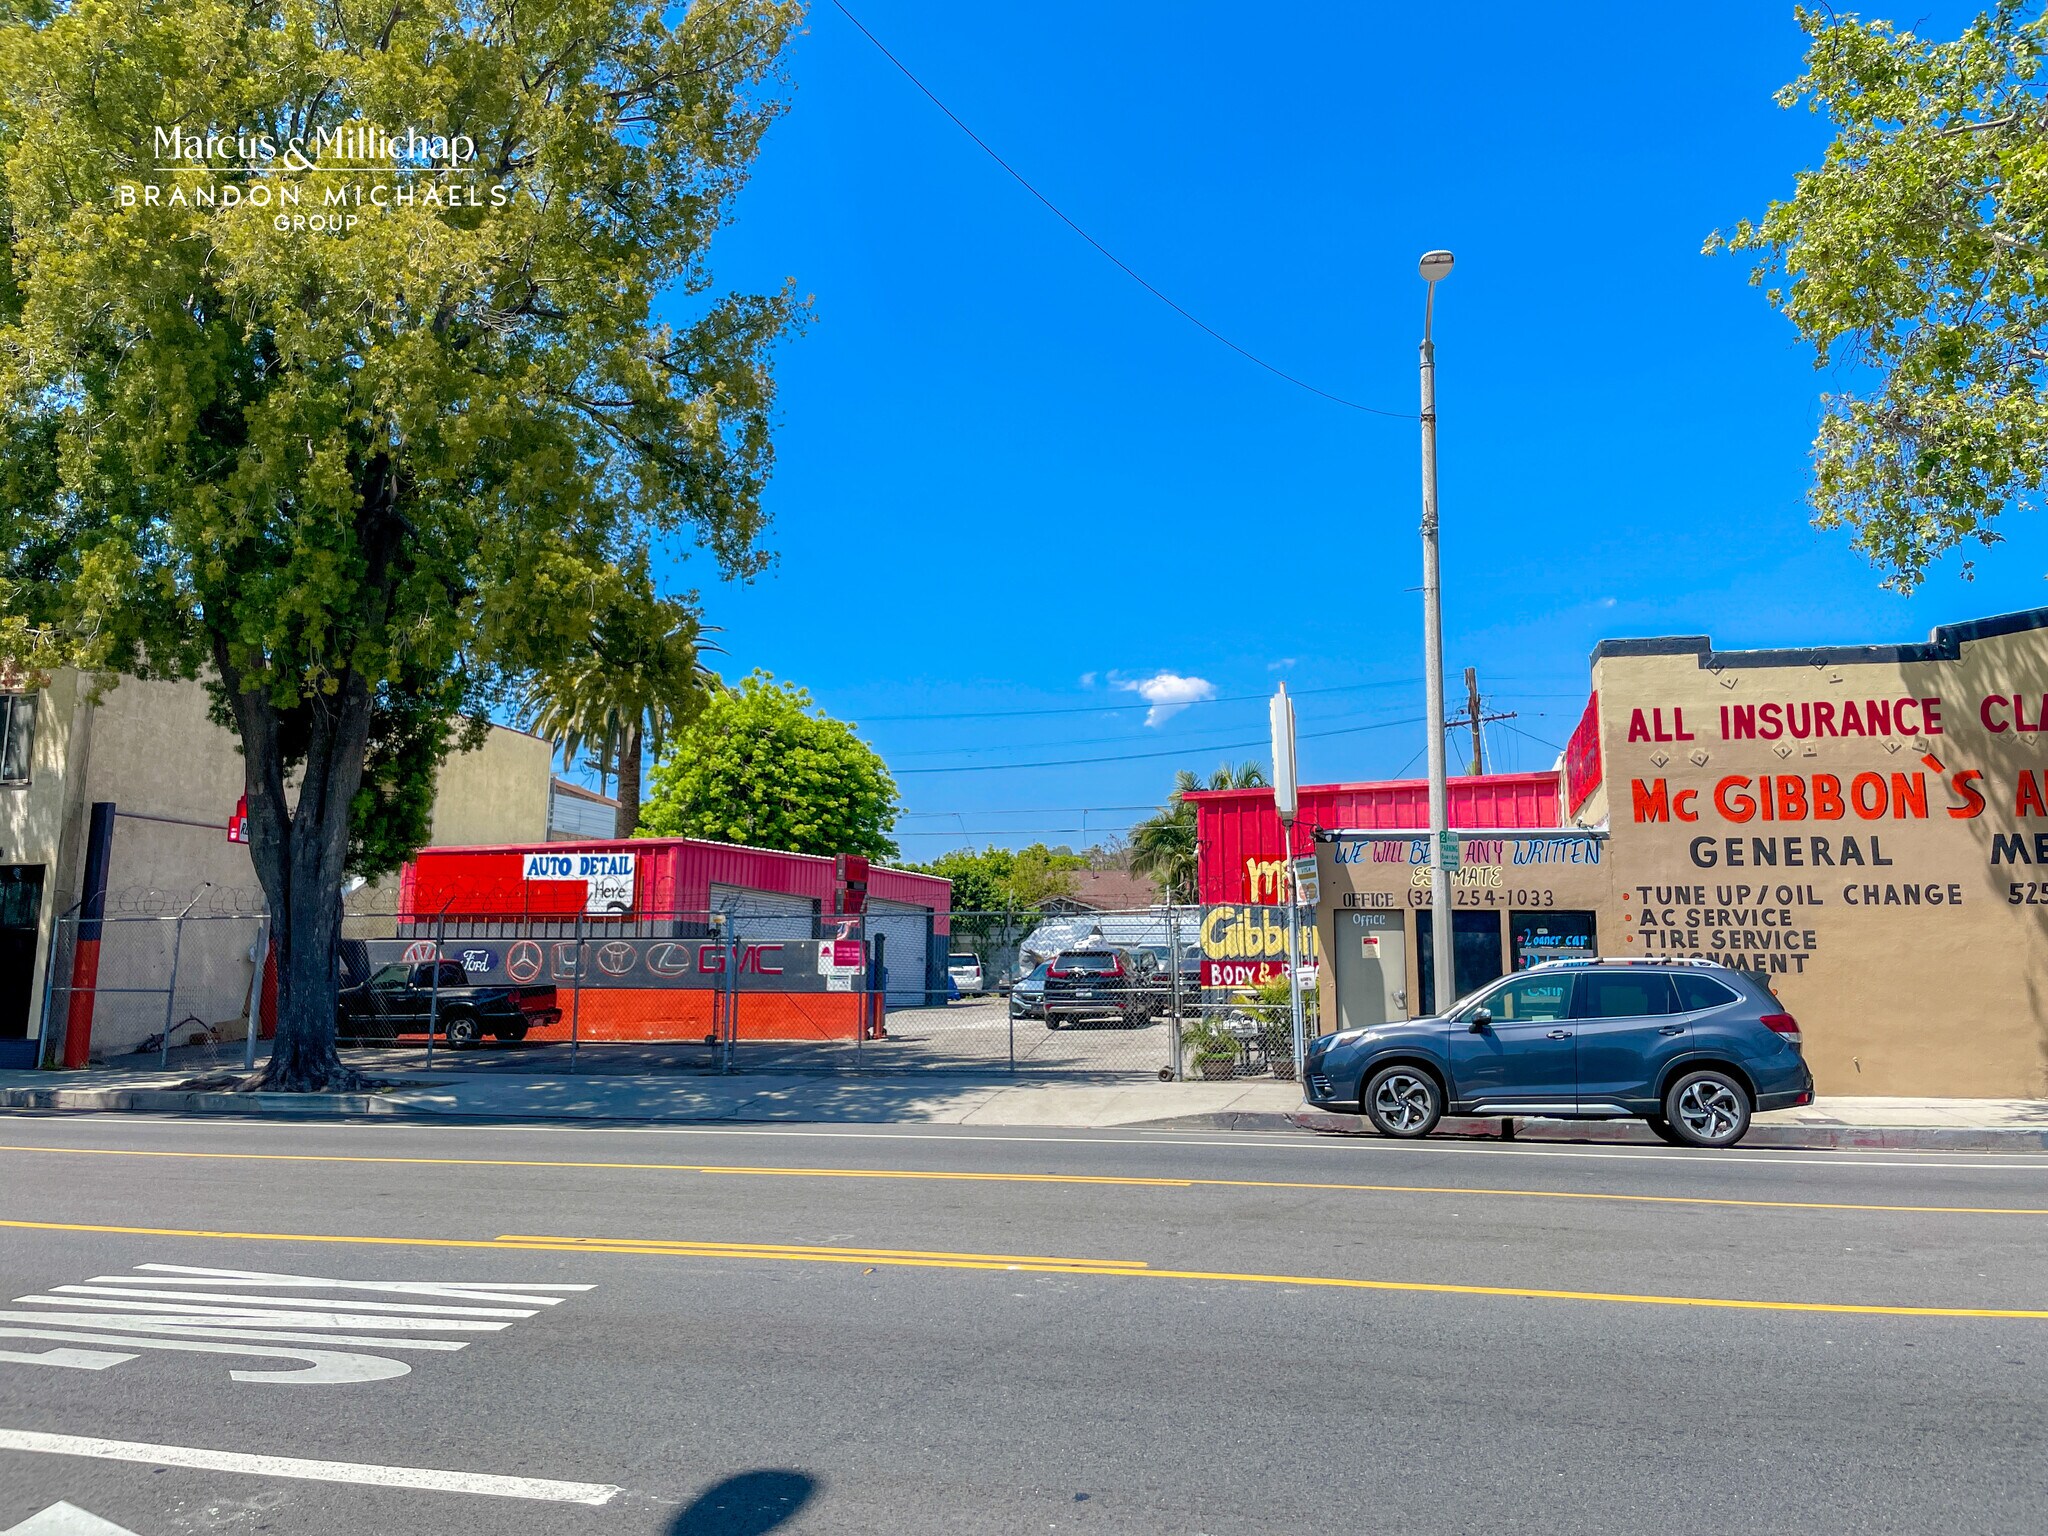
[1118,669,1217,727]
[1078,671,1097,688]
[1599,597,1617,608]
[1267,658,1297,672]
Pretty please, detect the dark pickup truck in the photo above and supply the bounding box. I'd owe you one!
[337,960,562,1048]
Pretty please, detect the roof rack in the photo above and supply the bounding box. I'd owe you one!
[1524,956,1727,971]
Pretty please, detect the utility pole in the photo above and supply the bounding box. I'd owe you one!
[1418,250,1455,1018]
[1455,667,1517,776]
[1465,667,1484,776]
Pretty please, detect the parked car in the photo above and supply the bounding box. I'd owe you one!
[947,952,986,995]
[337,960,562,1048]
[1302,958,1813,1148]
[1043,946,1167,1029]
[1009,961,1050,1020]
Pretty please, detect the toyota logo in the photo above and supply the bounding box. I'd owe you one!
[595,940,638,978]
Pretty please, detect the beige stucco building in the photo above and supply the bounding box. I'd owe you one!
[1315,606,2048,1100]
[0,671,556,1065]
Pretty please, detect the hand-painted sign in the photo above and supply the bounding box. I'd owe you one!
[520,851,636,914]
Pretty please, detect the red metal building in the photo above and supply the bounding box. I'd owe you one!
[1185,771,1564,905]
[399,836,952,1008]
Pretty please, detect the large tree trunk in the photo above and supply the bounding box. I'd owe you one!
[214,452,404,1093]
[614,719,644,839]
[223,659,377,1093]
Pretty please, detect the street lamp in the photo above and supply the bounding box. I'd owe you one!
[1418,249,1455,1017]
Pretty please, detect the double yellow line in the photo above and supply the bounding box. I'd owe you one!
[2,1143,2043,1217]
[5,1217,2045,1320]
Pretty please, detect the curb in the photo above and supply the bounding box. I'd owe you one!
[2,1088,2045,1149]
[1286,1109,2048,1152]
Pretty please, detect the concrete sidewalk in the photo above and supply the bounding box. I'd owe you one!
[0,1060,2045,1148]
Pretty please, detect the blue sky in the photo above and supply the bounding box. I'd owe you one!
[647,0,2046,859]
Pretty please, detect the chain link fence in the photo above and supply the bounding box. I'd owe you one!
[40,894,1325,1081]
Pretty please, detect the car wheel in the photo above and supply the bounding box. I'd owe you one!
[1644,1115,1689,1146]
[1045,1018,1060,1030]
[441,1013,482,1050]
[1662,1069,1752,1148]
[1363,1064,1442,1140]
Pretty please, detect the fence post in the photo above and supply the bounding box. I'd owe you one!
[1167,910,1184,1081]
[721,926,737,1074]
[425,911,446,1070]
[568,911,584,1075]
[243,915,267,1074]
[158,890,208,1070]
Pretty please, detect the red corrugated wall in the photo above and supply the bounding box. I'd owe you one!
[402,836,951,924]
[1186,772,1563,904]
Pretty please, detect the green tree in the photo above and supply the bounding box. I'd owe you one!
[909,843,1086,913]
[521,565,722,839]
[640,672,899,858]
[1128,762,1268,903]
[0,0,802,1088]
[1712,3,2048,591]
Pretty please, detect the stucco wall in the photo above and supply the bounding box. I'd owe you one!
[1594,620,2048,1099]
[17,674,555,1058]
[1313,614,2048,1099]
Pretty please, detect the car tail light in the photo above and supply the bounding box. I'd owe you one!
[1047,967,1069,980]
[1106,957,1125,977]
[1760,1012,1802,1047]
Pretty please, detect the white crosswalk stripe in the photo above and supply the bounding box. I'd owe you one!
[0,1264,592,1385]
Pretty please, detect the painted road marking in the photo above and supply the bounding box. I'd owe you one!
[0,1143,2041,1216]
[2,1502,138,1535]
[0,1429,619,1505]
[32,1119,2048,1171]
[1,1217,2042,1320]
[0,1265,590,1386]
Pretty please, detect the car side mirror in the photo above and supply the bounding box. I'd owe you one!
[1469,1008,1492,1031]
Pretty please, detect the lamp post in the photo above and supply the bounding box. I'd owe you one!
[1419,249,1456,1016]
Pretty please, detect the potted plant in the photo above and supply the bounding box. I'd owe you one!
[1181,1015,1241,1080]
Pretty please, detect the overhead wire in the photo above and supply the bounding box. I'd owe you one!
[825,0,1411,420]
[854,678,1417,724]
[893,716,1423,775]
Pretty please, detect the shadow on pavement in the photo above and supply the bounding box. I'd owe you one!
[669,1470,818,1534]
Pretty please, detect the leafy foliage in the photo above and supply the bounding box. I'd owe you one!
[1127,762,1268,903]
[909,843,1088,913]
[1712,2,2048,590]
[640,672,900,859]
[0,0,803,1086]
[521,562,722,838]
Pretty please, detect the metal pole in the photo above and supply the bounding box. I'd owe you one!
[1420,266,1456,1018]
[159,890,209,1070]
[424,912,445,1069]
[1167,909,1183,1081]
[568,911,584,1075]
[243,915,267,1073]
[1285,880,1306,1078]
[722,928,737,1074]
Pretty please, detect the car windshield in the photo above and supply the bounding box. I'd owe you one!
[1023,962,1048,984]
[1058,952,1119,973]
[949,954,977,966]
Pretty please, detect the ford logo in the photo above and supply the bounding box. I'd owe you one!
[459,949,499,974]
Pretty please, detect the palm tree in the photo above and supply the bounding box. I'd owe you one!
[1128,761,1268,902]
[522,582,722,838]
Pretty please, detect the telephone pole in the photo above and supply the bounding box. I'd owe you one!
[1456,667,1516,776]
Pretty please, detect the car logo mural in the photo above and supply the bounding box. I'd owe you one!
[504,940,545,983]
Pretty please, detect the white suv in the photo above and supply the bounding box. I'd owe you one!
[947,953,985,994]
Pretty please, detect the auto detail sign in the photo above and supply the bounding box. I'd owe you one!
[1198,904,1322,988]
[520,851,636,915]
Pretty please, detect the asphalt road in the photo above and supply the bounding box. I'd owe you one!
[0,1114,2044,1534]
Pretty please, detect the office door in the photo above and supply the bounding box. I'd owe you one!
[1332,910,1407,1030]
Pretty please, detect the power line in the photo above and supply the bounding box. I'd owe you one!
[897,804,1162,818]
[894,716,1423,775]
[856,678,1417,723]
[888,704,1409,759]
[826,0,1411,420]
